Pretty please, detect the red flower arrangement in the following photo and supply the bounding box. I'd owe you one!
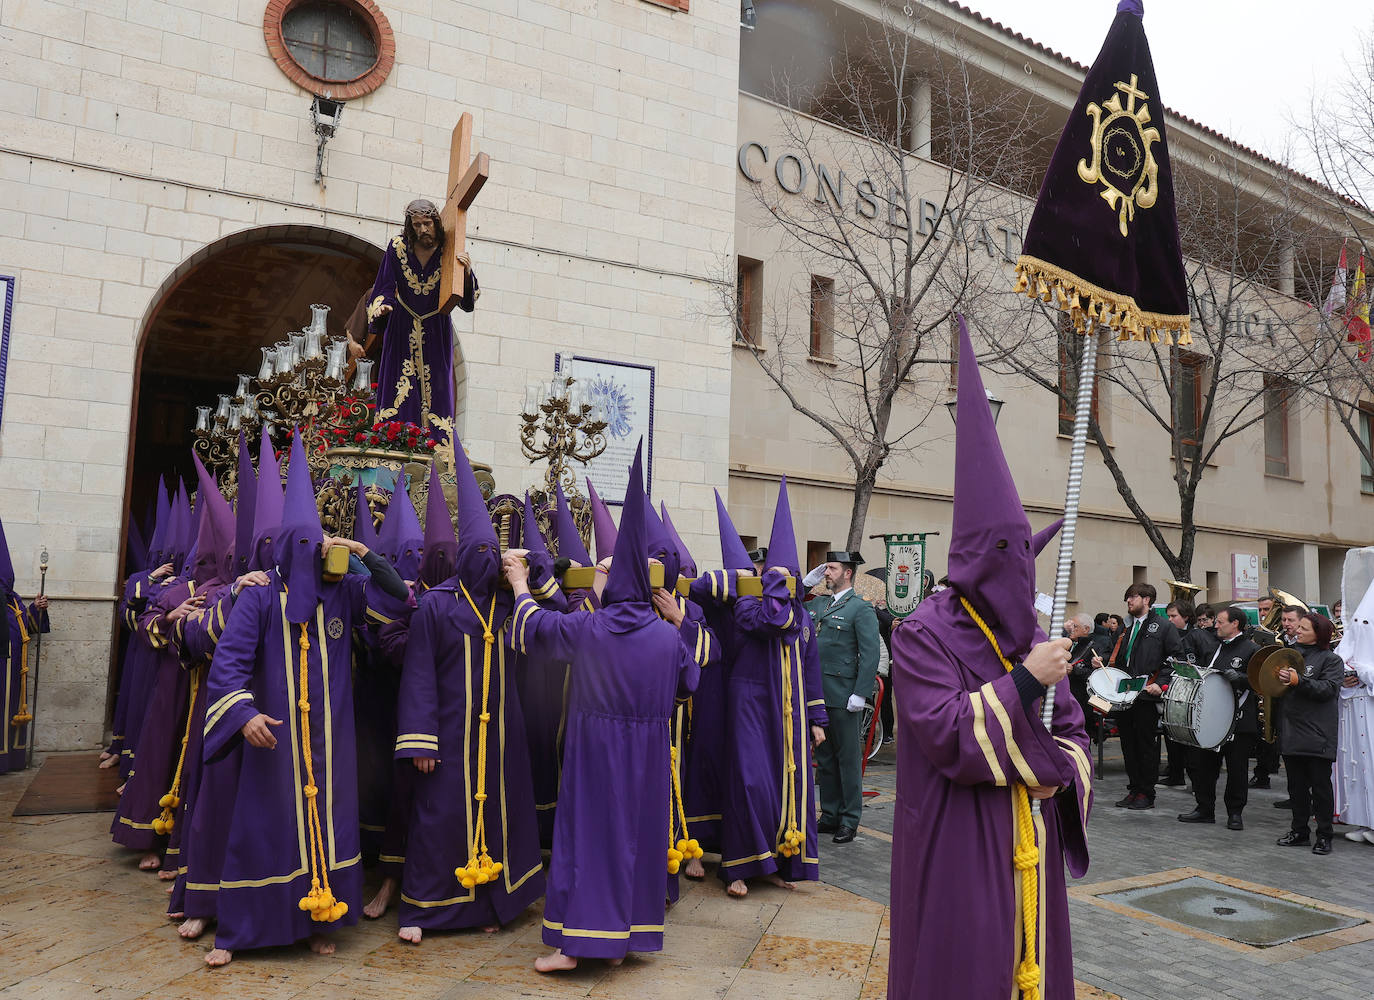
[315,397,438,458]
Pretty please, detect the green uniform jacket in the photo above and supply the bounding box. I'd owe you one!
[808,590,881,710]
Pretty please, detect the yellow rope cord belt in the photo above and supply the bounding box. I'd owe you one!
[296,622,347,922]
[455,584,503,889]
[776,641,803,858]
[153,664,202,835]
[960,597,1042,1000]
[9,600,31,735]
[657,602,702,874]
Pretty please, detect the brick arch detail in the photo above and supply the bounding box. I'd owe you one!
[263,0,396,100]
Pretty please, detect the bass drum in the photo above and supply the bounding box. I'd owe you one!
[1161,670,1236,750]
[1087,666,1138,711]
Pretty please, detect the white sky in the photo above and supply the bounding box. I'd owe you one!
[963,0,1366,173]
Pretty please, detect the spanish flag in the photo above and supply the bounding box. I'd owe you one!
[1015,1,1190,346]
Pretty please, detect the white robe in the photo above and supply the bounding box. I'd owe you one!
[1334,659,1374,828]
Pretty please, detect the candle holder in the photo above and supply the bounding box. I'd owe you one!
[519,374,609,504]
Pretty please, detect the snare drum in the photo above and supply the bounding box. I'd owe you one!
[1087,666,1138,711]
[1161,669,1236,750]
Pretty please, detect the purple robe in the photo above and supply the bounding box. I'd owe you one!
[108,572,152,773]
[1,592,48,774]
[695,570,826,884]
[511,591,699,959]
[111,580,195,852]
[201,571,402,952]
[679,597,728,850]
[888,589,1093,1000]
[392,578,554,931]
[366,235,473,443]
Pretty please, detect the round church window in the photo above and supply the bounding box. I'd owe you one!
[264,0,395,99]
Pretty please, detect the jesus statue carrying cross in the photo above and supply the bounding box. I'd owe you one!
[355,113,489,445]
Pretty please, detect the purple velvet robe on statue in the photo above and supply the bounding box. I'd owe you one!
[366,235,474,442]
[511,591,699,958]
[201,573,402,951]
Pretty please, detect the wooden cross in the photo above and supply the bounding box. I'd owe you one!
[439,112,490,315]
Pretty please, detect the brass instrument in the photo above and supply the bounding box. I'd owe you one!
[1261,588,1309,632]
[1247,644,1302,743]
[1165,579,1203,602]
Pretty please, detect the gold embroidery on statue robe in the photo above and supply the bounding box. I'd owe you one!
[392,236,441,296]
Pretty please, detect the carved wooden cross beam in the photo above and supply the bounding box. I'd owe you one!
[439,112,489,315]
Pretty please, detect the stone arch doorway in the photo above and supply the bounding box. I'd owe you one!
[122,224,384,542]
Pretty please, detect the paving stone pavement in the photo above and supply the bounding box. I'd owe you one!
[4,742,1370,1000]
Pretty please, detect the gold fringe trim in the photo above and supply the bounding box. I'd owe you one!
[1014,255,1191,347]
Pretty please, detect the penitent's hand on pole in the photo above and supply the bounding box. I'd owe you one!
[33,595,48,611]
[1023,637,1071,687]
[502,550,530,596]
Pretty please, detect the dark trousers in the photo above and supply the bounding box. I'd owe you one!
[1120,700,1160,798]
[878,673,894,742]
[1255,700,1283,776]
[1283,754,1335,838]
[1187,733,1254,817]
[1163,734,1186,781]
[817,709,864,830]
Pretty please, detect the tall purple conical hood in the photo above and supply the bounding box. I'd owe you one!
[352,482,379,551]
[275,430,324,623]
[169,480,194,574]
[251,428,285,573]
[523,492,552,561]
[450,440,500,598]
[125,511,147,577]
[191,452,235,586]
[553,483,590,565]
[376,479,422,580]
[714,489,753,571]
[0,517,13,591]
[602,441,650,606]
[643,495,680,588]
[586,479,618,562]
[764,478,800,577]
[948,315,1038,659]
[419,461,458,589]
[234,431,257,576]
[660,503,696,577]
[147,478,171,568]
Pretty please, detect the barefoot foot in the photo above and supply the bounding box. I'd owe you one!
[607,956,624,967]
[138,853,161,871]
[307,934,336,956]
[179,918,207,939]
[726,879,748,898]
[205,947,232,967]
[168,911,183,920]
[158,868,177,881]
[116,782,126,796]
[535,949,578,973]
[363,877,397,919]
[684,857,706,880]
[763,873,796,891]
[481,924,499,934]
[398,926,423,944]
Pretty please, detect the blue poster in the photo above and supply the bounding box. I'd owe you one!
[555,354,655,505]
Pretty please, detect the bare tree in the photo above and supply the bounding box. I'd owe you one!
[723,7,1048,548]
[986,161,1324,582]
[1300,29,1374,213]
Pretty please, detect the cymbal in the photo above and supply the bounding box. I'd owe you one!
[1248,645,1301,697]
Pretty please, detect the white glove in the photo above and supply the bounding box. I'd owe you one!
[803,565,826,589]
[845,694,865,713]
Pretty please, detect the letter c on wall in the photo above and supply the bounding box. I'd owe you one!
[737,142,768,183]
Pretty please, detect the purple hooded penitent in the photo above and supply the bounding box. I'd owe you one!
[643,496,680,591]
[190,452,235,588]
[376,477,423,581]
[523,492,552,563]
[352,481,380,551]
[553,483,591,566]
[249,428,285,574]
[126,511,147,578]
[507,441,699,959]
[167,480,193,576]
[418,461,457,590]
[887,315,1092,1000]
[586,479,618,563]
[275,430,324,624]
[763,478,800,578]
[146,478,171,569]
[0,512,49,774]
[233,432,257,576]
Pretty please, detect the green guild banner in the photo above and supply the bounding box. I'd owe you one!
[883,534,927,619]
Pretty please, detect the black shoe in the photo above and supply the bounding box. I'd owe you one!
[1128,796,1155,810]
[1226,814,1244,831]
[1276,830,1310,847]
[1312,836,1333,855]
[1249,775,1271,789]
[832,826,856,844]
[1273,799,1291,809]
[817,818,838,834]
[1115,793,1138,808]
[1161,776,1187,787]
[1178,809,1214,824]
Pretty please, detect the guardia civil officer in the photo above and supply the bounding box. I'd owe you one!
[808,551,880,844]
